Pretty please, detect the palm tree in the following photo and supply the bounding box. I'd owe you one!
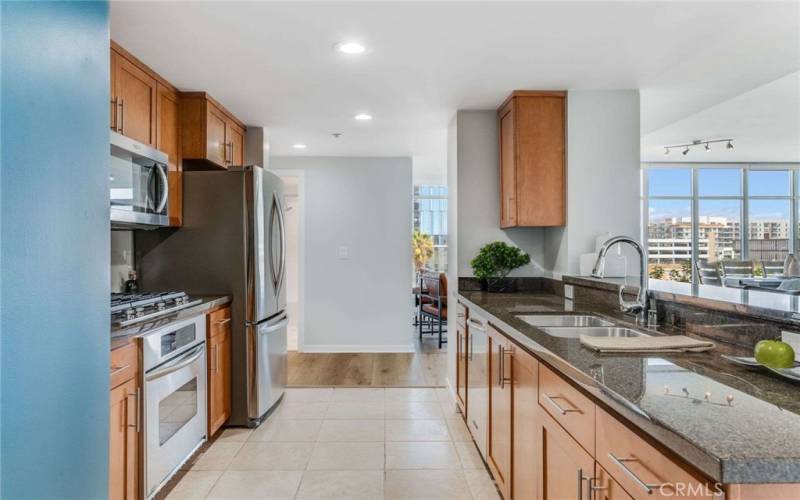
[413,230,434,273]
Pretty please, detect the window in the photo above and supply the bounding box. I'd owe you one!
[642,164,799,283]
[413,185,448,272]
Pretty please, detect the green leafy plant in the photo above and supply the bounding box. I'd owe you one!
[470,241,531,280]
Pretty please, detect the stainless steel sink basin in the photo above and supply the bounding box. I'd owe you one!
[539,327,650,339]
[516,314,614,328]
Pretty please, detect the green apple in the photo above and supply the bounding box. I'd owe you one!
[754,340,796,369]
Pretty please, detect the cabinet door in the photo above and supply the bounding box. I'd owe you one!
[499,103,517,228]
[113,52,157,146]
[455,323,468,415]
[537,409,594,500]
[109,378,138,500]
[226,121,245,166]
[206,105,228,167]
[208,317,231,436]
[110,50,118,131]
[487,325,512,499]
[594,464,634,500]
[156,84,182,226]
[512,346,539,500]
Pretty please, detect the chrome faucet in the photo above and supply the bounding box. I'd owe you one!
[591,235,648,321]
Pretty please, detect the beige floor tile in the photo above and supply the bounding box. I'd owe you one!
[191,441,245,471]
[206,470,303,500]
[331,387,385,402]
[385,441,462,470]
[324,401,385,419]
[295,470,383,500]
[166,470,222,499]
[445,416,472,442]
[464,469,502,500]
[455,441,486,469]
[307,442,385,470]
[439,400,463,417]
[385,387,439,402]
[228,441,314,470]
[384,470,471,499]
[385,401,443,419]
[214,427,253,443]
[386,419,451,442]
[274,401,329,420]
[317,419,385,442]
[250,419,323,442]
[283,388,334,403]
[435,388,455,404]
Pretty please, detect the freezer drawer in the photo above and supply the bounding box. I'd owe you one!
[248,313,288,421]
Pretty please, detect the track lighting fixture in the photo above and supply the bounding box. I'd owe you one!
[661,138,734,157]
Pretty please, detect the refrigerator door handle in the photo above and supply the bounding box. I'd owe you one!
[275,194,287,294]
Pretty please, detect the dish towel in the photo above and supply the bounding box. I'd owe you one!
[580,335,715,353]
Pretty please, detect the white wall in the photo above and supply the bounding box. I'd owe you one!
[544,90,641,277]
[270,156,414,352]
[455,111,546,277]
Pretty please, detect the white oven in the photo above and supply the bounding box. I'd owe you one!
[142,315,207,498]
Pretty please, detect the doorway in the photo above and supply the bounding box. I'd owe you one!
[276,172,304,351]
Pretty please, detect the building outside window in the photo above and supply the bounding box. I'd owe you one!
[413,185,448,272]
[642,164,799,283]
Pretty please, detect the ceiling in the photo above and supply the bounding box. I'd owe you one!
[110,1,800,183]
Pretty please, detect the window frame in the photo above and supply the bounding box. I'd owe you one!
[641,163,800,283]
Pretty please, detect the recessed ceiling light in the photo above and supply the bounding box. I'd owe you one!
[292,143,307,150]
[354,113,373,121]
[334,41,366,54]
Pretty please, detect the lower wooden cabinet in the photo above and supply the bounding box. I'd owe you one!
[537,408,594,500]
[512,346,539,500]
[109,343,140,500]
[487,325,513,499]
[207,306,232,436]
[455,321,468,415]
[593,464,634,500]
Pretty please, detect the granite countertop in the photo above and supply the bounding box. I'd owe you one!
[564,275,800,327]
[458,290,800,484]
[111,295,231,350]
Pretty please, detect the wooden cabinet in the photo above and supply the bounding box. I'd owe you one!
[538,363,595,454]
[156,83,183,226]
[537,407,594,500]
[512,346,539,500]
[455,322,468,415]
[487,324,513,499]
[111,48,157,146]
[497,91,566,228]
[593,464,635,500]
[181,92,247,169]
[207,306,232,436]
[109,343,140,500]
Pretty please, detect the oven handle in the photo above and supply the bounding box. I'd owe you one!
[145,344,205,382]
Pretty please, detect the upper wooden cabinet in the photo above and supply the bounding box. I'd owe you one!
[111,48,158,146]
[156,83,183,226]
[180,92,247,170]
[498,91,566,228]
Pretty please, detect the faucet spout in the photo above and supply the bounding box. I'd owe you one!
[590,235,648,318]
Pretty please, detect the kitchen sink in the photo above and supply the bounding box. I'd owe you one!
[516,314,614,328]
[539,327,650,339]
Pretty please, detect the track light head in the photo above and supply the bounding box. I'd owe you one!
[726,140,734,150]
[682,146,690,156]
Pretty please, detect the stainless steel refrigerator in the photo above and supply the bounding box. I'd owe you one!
[138,166,287,427]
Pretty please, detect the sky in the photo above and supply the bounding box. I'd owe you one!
[647,168,792,222]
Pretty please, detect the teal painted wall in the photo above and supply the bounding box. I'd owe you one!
[1,2,110,498]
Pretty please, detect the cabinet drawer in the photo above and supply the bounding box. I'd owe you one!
[538,363,595,454]
[596,408,717,500]
[456,302,468,328]
[110,342,138,389]
[208,306,231,338]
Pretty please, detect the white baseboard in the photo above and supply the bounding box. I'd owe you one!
[300,344,415,353]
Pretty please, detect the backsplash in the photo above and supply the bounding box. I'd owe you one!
[110,230,134,293]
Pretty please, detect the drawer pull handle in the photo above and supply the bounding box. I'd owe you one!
[110,364,130,376]
[214,318,231,325]
[588,478,607,500]
[467,318,485,331]
[608,453,664,494]
[544,393,582,415]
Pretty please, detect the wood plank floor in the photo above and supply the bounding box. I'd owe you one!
[287,336,447,387]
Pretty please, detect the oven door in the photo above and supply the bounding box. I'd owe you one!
[144,343,207,498]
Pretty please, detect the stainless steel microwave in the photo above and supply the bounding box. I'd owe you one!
[110,131,170,229]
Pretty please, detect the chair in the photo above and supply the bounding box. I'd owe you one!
[419,270,448,349]
[695,259,722,286]
[761,261,785,278]
[721,260,754,278]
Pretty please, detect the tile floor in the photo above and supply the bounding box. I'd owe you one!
[168,387,500,499]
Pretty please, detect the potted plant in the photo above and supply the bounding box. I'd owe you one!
[412,229,434,280]
[470,241,531,292]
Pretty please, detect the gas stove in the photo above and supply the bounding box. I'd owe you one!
[111,291,203,327]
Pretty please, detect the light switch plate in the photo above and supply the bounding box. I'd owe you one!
[564,284,574,300]
[338,246,349,259]
[781,331,800,361]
